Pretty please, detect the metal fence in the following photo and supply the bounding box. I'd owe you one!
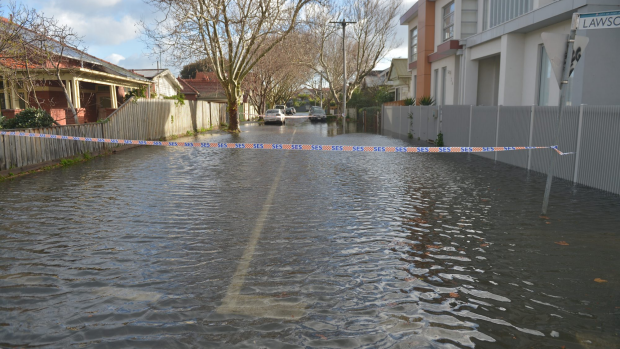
[382,104,620,195]
[0,99,227,172]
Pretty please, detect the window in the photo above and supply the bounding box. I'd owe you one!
[443,2,455,41]
[395,87,400,101]
[0,81,5,110]
[538,46,551,106]
[18,92,26,109]
[413,75,417,101]
[485,0,533,30]
[410,27,418,62]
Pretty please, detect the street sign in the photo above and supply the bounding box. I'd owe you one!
[540,32,589,87]
[577,11,620,30]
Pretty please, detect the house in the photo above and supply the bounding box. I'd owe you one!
[131,69,182,98]
[361,69,389,89]
[177,72,227,103]
[178,72,259,121]
[386,59,411,101]
[400,0,620,106]
[0,18,151,124]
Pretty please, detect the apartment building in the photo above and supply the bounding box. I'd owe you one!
[400,0,620,106]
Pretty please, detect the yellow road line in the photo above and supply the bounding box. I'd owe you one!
[217,129,305,319]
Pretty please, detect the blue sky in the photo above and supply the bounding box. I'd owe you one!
[11,0,415,75]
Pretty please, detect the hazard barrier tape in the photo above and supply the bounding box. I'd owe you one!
[0,131,574,155]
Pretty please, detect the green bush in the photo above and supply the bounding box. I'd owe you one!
[163,93,186,106]
[435,132,444,146]
[418,96,435,106]
[404,98,415,106]
[0,108,55,129]
[0,116,4,130]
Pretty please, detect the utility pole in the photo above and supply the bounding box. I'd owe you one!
[330,19,356,133]
[541,13,579,214]
[320,74,323,109]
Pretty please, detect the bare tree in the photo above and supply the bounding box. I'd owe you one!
[142,0,318,132]
[245,34,312,114]
[302,0,401,113]
[0,1,85,124]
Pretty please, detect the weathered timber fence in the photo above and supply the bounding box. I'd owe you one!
[0,99,227,171]
[382,104,620,195]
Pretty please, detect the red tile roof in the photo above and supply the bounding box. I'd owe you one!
[178,74,227,100]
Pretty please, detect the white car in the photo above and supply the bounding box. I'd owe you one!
[264,109,286,125]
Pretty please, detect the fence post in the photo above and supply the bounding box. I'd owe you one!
[573,104,585,184]
[468,105,473,147]
[527,105,535,170]
[495,105,501,162]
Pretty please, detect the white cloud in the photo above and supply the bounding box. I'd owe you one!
[113,53,157,70]
[52,13,140,46]
[105,53,125,65]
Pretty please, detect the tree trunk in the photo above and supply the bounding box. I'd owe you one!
[227,100,239,132]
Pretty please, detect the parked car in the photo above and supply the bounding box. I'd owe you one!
[264,109,286,125]
[308,106,326,122]
[285,107,296,115]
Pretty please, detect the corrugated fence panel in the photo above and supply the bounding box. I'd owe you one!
[470,106,498,160]
[383,106,393,137]
[554,106,580,182]
[530,106,558,173]
[441,105,470,147]
[496,106,531,168]
[577,105,620,194]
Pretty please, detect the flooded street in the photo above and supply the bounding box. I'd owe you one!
[0,118,618,348]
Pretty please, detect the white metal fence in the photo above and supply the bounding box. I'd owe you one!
[382,105,620,195]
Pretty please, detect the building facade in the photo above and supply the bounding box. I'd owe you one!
[400,0,620,106]
[131,69,182,99]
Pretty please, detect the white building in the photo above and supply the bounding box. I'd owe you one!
[400,0,620,106]
[131,69,182,98]
[387,59,412,101]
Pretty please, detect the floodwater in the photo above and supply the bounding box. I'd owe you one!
[0,118,618,348]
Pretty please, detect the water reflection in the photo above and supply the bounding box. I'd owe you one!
[0,122,618,348]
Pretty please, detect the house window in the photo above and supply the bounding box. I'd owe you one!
[0,81,5,110]
[410,27,418,62]
[413,75,417,102]
[443,2,455,41]
[538,46,551,106]
[18,92,26,109]
[395,87,400,101]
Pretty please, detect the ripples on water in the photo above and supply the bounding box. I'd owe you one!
[0,121,618,348]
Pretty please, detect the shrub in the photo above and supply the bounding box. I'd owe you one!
[404,98,415,106]
[436,132,444,146]
[1,108,55,129]
[418,96,435,106]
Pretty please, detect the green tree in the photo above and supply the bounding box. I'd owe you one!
[179,59,215,79]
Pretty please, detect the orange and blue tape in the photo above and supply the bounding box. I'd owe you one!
[0,131,573,155]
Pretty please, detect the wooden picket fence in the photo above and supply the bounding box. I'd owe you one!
[0,99,227,171]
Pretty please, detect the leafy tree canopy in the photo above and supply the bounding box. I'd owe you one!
[179,59,215,79]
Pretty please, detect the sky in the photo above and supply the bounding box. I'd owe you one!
[9,0,416,75]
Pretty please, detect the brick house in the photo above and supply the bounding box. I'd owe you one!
[177,72,228,103]
[0,18,151,125]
